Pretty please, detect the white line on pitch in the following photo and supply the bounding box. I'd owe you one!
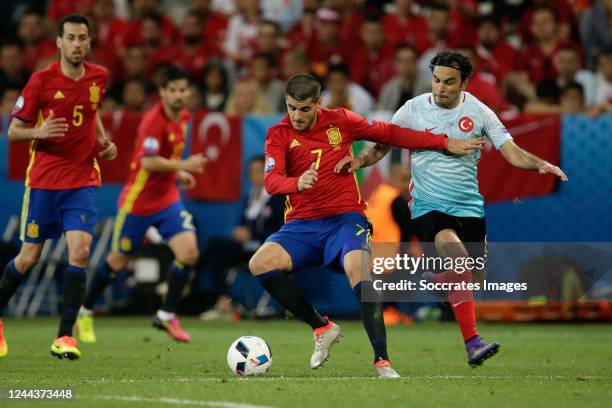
[93,395,275,408]
[66,374,609,384]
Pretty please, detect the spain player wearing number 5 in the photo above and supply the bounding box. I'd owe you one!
[249,75,485,378]
[76,66,206,345]
[0,15,117,359]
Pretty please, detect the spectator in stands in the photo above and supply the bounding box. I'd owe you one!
[189,0,229,53]
[307,7,353,79]
[518,6,580,85]
[177,11,218,80]
[121,45,148,80]
[198,155,285,321]
[509,6,581,109]
[520,0,575,45]
[445,0,479,47]
[224,0,261,68]
[377,45,420,111]
[559,82,586,114]
[120,0,181,51]
[352,15,396,98]
[554,45,597,106]
[89,0,127,50]
[594,47,612,106]
[256,20,284,64]
[329,0,364,49]
[580,0,612,69]
[251,53,285,113]
[225,78,273,116]
[416,3,454,80]
[200,60,230,112]
[524,79,561,113]
[281,48,314,80]
[0,42,30,95]
[140,12,181,75]
[381,0,428,50]
[476,15,518,83]
[321,63,374,115]
[525,82,589,114]
[17,10,57,71]
[0,87,20,116]
[260,0,302,31]
[456,45,511,113]
[121,78,148,113]
[286,0,319,48]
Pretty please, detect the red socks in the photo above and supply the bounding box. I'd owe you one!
[433,271,478,342]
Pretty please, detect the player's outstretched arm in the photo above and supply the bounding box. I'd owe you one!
[334,143,390,173]
[8,110,68,142]
[141,153,207,174]
[499,140,568,181]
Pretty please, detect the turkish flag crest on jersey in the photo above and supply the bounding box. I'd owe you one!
[187,112,242,201]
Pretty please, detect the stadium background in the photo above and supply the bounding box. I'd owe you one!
[0,0,610,318]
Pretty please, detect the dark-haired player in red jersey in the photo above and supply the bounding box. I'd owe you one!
[76,66,207,344]
[248,74,485,378]
[0,14,117,360]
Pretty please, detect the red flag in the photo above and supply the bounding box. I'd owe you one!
[187,112,242,201]
[479,114,561,202]
[98,109,142,183]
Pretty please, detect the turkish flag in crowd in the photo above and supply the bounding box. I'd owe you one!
[187,112,242,201]
[479,114,561,202]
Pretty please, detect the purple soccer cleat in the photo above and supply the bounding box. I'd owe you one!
[466,336,500,367]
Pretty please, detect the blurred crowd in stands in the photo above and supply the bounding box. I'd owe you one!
[1,0,611,119]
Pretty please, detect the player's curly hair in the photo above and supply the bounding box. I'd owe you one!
[429,51,473,83]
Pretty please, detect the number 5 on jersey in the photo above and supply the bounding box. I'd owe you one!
[72,105,83,127]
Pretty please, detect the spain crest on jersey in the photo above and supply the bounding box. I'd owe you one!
[89,83,100,109]
[326,127,342,149]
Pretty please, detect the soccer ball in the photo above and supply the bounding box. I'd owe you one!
[227,336,272,376]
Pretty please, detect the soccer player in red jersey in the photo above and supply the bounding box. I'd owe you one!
[0,15,117,359]
[248,75,484,377]
[76,66,207,344]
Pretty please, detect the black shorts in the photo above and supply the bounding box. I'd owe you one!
[411,210,487,260]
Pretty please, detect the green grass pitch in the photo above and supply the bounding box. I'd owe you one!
[0,317,611,407]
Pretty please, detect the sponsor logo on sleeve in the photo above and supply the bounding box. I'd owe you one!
[143,137,160,153]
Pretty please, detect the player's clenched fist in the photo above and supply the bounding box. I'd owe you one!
[35,110,69,139]
[298,162,318,191]
[181,153,208,173]
[99,138,118,160]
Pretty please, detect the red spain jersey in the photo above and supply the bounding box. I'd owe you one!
[12,61,109,189]
[264,108,449,222]
[118,103,189,216]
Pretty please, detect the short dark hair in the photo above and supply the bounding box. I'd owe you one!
[58,14,90,37]
[285,74,321,101]
[429,51,473,82]
[160,65,189,87]
[327,63,350,78]
[561,81,584,97]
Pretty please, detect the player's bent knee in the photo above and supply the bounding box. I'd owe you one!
[15,251,40,271]
[68,244,91,267]
[177,247,199,266]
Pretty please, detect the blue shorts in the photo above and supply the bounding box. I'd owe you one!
[20,187,98,243]
[266,212,371,272]
[112,201,195,255]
